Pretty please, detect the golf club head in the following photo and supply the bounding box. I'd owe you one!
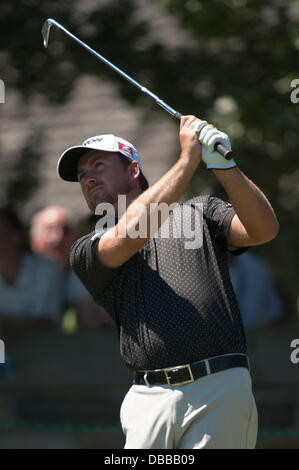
[42,19,54,48]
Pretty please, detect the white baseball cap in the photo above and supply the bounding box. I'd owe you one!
[57,134,144,182]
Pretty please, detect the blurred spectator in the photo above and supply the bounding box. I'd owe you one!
[228,251,283,329]
[0,207,61,332]
[30,206,111,328]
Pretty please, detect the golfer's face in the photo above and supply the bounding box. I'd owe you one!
[77,150,132,212]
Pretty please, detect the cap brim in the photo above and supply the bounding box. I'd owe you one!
[57,145,150,190]
[57,146,90,182]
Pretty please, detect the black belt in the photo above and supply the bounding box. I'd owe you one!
[133,354,249,387]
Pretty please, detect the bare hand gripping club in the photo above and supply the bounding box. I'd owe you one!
[42,18,233,160]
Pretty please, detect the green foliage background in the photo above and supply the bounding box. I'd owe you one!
[0,0,298,313]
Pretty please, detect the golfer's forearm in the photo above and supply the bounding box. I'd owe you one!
[213,167,279,243]
[125,156,198,223]
[98,157,198,267]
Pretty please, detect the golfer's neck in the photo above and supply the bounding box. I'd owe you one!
[114,188,142,218]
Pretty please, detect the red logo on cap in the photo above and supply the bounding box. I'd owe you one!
[118,141,133,156]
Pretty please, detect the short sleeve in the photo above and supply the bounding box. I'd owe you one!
[205,196,247,255]
[70,231,121,305]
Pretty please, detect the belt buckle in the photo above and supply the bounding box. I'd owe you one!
[164,364,194,387]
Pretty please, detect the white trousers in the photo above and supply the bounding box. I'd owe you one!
[120,367,258,449]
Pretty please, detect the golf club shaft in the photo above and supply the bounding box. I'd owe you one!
[42,19,233,160]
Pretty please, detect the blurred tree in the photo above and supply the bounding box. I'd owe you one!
[0,0,298,312]
[154,0,299,314]
[3,132,44,211]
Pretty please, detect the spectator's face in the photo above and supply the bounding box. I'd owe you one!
[77,150,132,212]
[31,209,76,271]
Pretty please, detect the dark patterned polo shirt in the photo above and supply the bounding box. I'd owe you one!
[70,195,247,371]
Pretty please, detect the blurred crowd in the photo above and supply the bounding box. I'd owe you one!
[0,205,112,341]
[0,203,285,340]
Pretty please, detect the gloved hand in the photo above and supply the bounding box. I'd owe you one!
[194,121,237,170]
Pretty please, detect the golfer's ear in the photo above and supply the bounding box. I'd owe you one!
[129,161,140,182]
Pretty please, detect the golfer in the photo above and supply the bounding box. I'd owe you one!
[57,116,279,449]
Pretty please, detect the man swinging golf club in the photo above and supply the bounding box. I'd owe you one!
[57,115,279,449]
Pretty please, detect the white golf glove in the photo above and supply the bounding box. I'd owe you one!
[194,121,236,170]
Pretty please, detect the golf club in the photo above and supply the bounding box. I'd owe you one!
[42,18,233,160]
